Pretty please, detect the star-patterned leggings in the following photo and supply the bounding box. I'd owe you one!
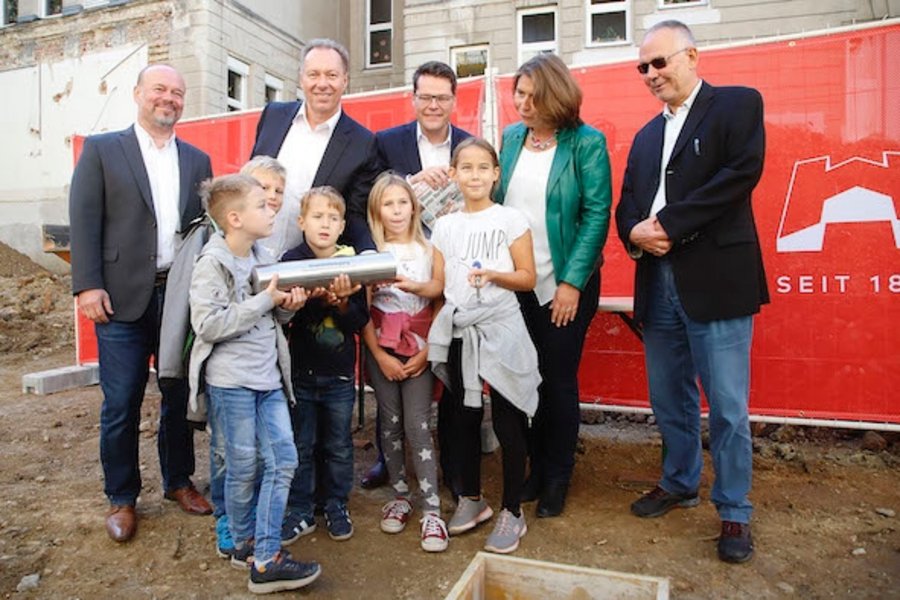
[366,348,441,514]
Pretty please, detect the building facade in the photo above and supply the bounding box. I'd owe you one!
[0,0,897,268]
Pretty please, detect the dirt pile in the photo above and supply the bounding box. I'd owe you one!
[0,242,74,355]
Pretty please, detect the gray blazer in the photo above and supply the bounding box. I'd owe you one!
[69,125,213,321]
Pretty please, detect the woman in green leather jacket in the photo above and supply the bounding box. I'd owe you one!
[494,53,612,518]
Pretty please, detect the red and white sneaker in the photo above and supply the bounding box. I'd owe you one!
[381,498,413,533]
[420,512,449,552]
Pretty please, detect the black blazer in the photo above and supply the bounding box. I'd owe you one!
[615,82,769,324]
[69,126,212,322]
[374,120,472,176]
[250,101,382,251]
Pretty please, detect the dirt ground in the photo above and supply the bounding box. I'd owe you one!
[0,242,898,600]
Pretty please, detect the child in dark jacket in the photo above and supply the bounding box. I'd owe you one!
[281,186,369,544]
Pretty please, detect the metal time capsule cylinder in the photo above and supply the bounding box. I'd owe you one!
[251,251,397,293]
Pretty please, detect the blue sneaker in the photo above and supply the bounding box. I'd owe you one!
[324,505,353,541]
[281,511,317,546]
[215,515,235,559]
[248,550,321,594]
[231,539,254,570]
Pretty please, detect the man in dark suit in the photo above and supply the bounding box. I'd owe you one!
[364,61,472,492]
[250,38,381,257]
[250,38,381,545]
[70,64,214,542]
[375,61,471,192]
[615,20,768,564]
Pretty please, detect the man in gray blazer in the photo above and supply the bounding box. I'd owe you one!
[69,64,214,543]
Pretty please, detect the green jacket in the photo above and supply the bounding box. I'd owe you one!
[495,122,612,291]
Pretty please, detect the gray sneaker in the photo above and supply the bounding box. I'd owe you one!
[447,497,493,535]
[484,509,527,554]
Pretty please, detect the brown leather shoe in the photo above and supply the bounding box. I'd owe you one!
[164,485,213,515]
[105,504,137,542]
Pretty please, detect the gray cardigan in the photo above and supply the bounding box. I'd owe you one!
[428,295,541,418]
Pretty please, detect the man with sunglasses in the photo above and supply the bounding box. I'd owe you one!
[615,20,768,564]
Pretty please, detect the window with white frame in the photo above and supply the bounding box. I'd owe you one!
[518,6,558,65]
[41,0,62,16]
[366,0,392,67]
[450,45,489,79]
[264,74,283,104]
[660,0,707,7]
[586,0,630,46]
[2,0,18,25]
[226,57,249,112]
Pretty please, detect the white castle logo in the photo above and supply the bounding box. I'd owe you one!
[776,152,900,253]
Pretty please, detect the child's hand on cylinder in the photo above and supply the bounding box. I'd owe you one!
[328,273,362,306]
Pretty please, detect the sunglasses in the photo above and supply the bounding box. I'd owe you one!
[636,48,690,75]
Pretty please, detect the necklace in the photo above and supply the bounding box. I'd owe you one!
[529,129,557,150]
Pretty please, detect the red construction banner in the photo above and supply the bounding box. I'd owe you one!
[496,23,900,424]
[71,78,486,365]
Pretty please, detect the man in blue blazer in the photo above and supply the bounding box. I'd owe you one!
[615,20,768,564]
[365,61,472,493]
[70,64,214,542]
[375,61,471,190]
[250,39,381,255]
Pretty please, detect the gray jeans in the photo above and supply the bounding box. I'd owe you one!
[366,349,440,513]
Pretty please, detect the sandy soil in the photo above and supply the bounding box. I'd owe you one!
[0,242,898,599]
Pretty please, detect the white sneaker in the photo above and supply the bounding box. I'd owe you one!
[447,496,493,535]
[420,513,449,552]
[380,498,413,533]
[484,509,527,554]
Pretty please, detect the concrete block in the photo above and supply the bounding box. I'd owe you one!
[22,363,99,395]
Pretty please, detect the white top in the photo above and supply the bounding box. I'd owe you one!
[265,105,342,258]
[372,241,433,350]
[431,204,530,310]
[650,79,704,218]
[504,146,557,305]
[134,123,180,271]
[416,122,452,170]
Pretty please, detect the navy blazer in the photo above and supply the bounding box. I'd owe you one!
[69,126,212,321]
[375,120,472,176]
[615,82,769,324]
[250,101,382,251]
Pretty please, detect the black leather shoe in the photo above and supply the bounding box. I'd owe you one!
[536,482,568,518]
[360,460,388,489]
[520,473,542,503]
[718,521,754,563]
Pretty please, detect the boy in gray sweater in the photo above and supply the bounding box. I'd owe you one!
[188,174,320,594]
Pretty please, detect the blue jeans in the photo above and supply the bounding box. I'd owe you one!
[208,394,227,519]
[95,284,195,505]
[643,260,754,523]
[208,385,297,562]
[287,375,355,517]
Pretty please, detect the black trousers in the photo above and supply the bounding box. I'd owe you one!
[444,340,528,514]
[517,270,599,487]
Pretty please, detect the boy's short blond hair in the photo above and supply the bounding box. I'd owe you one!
[300,186,346,218]
[201,173,262,231]
[240,155,287,181]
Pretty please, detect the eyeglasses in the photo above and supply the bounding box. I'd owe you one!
[414,93,454,106]
[636,48,691,75]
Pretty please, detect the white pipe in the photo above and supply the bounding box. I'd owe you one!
[579,402,900,433]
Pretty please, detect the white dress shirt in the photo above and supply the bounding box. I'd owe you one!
[134,122,180,271]
[416,122,452,170]
[649,79,704,217]
[264,105,342,257]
